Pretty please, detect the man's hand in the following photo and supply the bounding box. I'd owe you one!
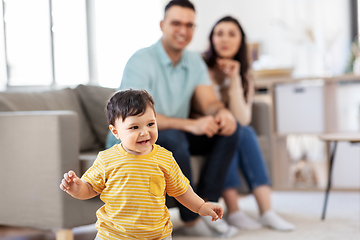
[215,108,237,136]
[189,115,220,138]
[60,170,84,197]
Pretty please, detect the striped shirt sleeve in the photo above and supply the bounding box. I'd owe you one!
[81,153,106,194]
[165,155,190,197]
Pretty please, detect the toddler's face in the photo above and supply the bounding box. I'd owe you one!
[111,106,158,155]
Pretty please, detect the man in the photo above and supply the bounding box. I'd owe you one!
[106,0,239,237]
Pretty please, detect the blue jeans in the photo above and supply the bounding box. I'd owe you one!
[223,125,271,192]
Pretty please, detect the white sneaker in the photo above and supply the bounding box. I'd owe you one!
[203,215,229,233]
[259,210,295,231]
[227,210,262,230]
[202,216,239,238]
[182,218,219,237]
[221,226,240,238]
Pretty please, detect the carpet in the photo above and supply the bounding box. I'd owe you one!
[171,191,359,240]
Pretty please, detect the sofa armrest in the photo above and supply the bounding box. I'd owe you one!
[250,101,271,137]
[250,101,273,182]
[0,111,101,229]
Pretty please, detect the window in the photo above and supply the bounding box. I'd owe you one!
[4,0,53,86]
[94,0,162,88]
[2,0,89,88]
[0,1,7,90]
[1,0,163,89]
[52,0,89,86]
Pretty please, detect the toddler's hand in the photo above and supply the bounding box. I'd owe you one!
[59,170,83,196]
[198,202,223,221]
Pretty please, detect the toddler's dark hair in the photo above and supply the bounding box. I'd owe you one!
[106,89,155,126]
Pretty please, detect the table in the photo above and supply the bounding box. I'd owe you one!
[318,132,360,220]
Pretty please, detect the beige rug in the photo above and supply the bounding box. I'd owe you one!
[170,191,359,240]
[172,214,358,240]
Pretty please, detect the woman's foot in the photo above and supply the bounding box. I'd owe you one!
[259,210,295,231]
[227,210,262,230]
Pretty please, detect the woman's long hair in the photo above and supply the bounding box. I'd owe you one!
[203,16,250,99]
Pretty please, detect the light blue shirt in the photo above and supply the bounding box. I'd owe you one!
[120,39,211,118]
[106,39,211,148]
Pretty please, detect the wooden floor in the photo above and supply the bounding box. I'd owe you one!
[0,225,54,240]
[0,224,97,240]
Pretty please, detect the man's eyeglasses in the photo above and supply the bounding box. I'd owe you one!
[169,20,196,31]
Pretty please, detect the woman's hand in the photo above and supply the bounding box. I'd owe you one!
[217,58,241,81]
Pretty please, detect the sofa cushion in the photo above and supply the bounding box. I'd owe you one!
[75,84,116,146]
[0,88,98,151]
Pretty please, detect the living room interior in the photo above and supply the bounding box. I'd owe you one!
[0,0,359,240]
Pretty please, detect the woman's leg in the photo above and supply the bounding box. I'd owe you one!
[222,125,272,213]
[222,125,262,230]
[237,126,294,230]
[236,126,272,213]
[222,188,241,214]
[252,185,272,214]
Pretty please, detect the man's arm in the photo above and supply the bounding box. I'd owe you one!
[156,114,195,132]
[156,113,220,138]
[192,85,225,116]
[192,85,237,136]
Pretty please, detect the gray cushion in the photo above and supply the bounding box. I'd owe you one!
[75,84,116,146]
[0,88,98,151]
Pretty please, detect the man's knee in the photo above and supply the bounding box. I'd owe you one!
[157,129,189,152]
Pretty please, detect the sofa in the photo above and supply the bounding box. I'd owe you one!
[0,84,272,235]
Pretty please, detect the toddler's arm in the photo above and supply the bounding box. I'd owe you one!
[59,170,98,200]
[175,186,223,221]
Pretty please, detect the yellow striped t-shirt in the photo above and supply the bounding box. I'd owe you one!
[81,143,190,240]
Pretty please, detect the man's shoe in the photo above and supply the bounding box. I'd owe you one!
[227,210,262,230]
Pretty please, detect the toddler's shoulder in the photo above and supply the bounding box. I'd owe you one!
[155,144,175,159]
[97,145,123,162]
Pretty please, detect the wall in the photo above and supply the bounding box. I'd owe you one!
[0,1,6,91]
[187,0,352,77]
[332,82,360,189]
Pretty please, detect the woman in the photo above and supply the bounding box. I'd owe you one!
[203,16,295,231]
